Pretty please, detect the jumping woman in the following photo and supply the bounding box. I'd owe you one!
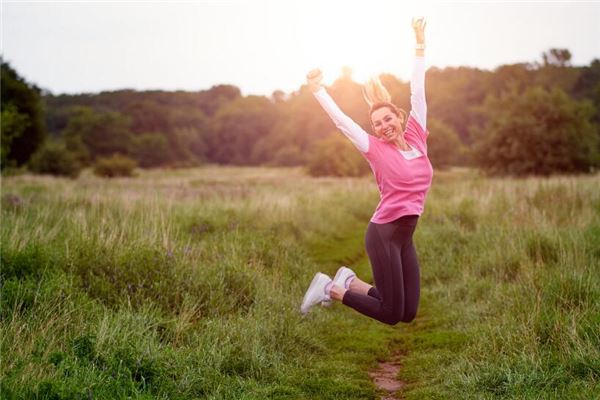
[300,18,432,325]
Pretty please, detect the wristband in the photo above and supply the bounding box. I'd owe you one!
[415,43,425,50]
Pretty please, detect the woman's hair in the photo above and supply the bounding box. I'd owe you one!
[363,76,407,129]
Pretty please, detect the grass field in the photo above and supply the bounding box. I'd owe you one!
[1,166,599,399]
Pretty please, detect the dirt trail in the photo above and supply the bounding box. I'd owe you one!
[368,349,405,400]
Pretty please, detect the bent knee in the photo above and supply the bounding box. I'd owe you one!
[381,311,416,326]
[381,311,403,326]
[402,308,417,322]
[401,312,416,323]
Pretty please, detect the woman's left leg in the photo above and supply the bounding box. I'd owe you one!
[335,216,421,324]
[359,228,420,320]
[398,237,420,322]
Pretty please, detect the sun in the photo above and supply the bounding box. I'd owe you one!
[294,0,430,85]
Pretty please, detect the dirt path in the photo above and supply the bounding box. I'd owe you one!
[368,349,406,400]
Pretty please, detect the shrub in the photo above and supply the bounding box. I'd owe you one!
[427,119,467,169]
[93,153,137,178]
[271,145,305,166]
[472,86,600,175]
[131,133,170,168]
[306,133,370,177]
[27,141,82,178]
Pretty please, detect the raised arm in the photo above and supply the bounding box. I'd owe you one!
[307,69,369,153]
[410,17,427,131]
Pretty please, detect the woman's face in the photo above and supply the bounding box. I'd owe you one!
[371,107,402,142]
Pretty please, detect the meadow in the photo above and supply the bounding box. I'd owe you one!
[1,166,599,399]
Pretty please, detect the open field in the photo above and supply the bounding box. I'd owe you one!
[1,166,599,399]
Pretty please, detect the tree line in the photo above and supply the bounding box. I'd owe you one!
[2,48,599,177]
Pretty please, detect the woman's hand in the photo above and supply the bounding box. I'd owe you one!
[306,69,323,93]
[412,17,426,45]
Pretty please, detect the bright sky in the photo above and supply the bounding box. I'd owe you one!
[2,0,599,96]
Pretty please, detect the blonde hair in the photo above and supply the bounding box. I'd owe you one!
[363,76,407,129]
[363,76,392,107]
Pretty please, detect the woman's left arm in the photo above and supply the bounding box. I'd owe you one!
[410,17,427,131]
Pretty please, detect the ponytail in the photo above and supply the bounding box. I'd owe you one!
[363,76,407,127]
[362,76,391,107]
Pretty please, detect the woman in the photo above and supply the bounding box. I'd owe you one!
[300,18,432,326]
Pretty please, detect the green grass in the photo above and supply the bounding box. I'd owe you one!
[1,166,599,399]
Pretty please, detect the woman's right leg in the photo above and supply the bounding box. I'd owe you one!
[341,222,405,325]
[347,276,381,299]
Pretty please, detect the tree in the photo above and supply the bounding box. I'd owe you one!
[124,100,170,134]
[208,96,278,165]
[61,107,133,162]
[131,133,170,167]
[270,145,304,166]
[572,59,600,123]
[542,48,572,67]
[426,119,467,169]
[472,86,600,175]
[425,66,492,144]
[1,60,46,168]
[533,48,581,94]
[306,133,371,177]
[197,84,242,116]
[166,107,209,164]
[1,104,29,169]
[28,141,82,178]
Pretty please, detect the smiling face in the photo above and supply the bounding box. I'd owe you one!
[370,105,403,143]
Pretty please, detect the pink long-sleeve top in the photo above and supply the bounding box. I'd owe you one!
[313,56,433,224]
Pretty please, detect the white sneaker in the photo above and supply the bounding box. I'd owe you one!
[300,272,332,315]
[321,266,356,307]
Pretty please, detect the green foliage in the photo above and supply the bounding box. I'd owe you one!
[542,48,572,67]
[33,50,600,175]
[306,133,371,177]
[426,118,467,169]
[572,59,600,123]
[62,107,133,161]
[168,128,204,166]
[28,141,82,178]
[63,127,91,167]
[1,243,54,281]
[17,49,600,174]
[208,96,279,165]
[93,154,137,177]
[426,66,493,144]
[270,145,305,166]
[131,133,170,167]
[1,104,29,169]
[473,86,600,175]
[1,59,46,167]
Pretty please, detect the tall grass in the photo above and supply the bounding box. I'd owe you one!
[1,166,383,399]
[1,166,598,399]
[401,170,600,399]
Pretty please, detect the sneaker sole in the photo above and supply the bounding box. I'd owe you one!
[322,267,355,307]
[301,273,328,314]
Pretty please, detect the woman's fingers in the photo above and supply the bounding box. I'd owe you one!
[307,69,321,80]
[307,69,323,92]
[412,17,425,30]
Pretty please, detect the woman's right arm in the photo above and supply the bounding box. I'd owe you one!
[307,70,369,153]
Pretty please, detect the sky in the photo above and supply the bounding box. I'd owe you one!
[1,0,599,97]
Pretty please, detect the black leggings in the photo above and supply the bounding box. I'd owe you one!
[342,214,420,325]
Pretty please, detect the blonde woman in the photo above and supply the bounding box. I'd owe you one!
[300,18,432,325]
